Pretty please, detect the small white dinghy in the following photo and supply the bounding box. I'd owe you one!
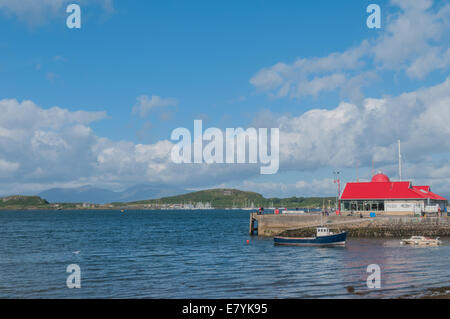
[400,236,442,246]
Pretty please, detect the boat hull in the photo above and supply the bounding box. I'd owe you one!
[274,231,347,246]
[401,239,441,246]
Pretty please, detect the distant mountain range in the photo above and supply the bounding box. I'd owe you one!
[0,188,337,209]
[37,184,187,204]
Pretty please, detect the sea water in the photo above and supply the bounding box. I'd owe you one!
[0,210,448,298]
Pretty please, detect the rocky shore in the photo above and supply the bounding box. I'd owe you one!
[397,286,450,299]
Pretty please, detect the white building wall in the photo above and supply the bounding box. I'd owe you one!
[384,200,424,212]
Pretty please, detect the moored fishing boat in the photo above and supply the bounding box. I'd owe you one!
[400,236,442,246]
[274,226,347,246]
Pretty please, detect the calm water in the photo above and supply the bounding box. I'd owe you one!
[0,210,449,298]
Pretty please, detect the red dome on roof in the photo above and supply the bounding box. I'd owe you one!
[371,173,390,183]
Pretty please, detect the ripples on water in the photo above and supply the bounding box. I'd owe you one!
[0,210,449,298]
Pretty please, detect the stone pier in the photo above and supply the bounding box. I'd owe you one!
[251,213,450,237]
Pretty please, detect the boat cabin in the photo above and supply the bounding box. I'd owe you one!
[316,227,333,237]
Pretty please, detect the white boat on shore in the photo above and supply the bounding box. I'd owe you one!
[400,236,442,246]
[281,209,305,214]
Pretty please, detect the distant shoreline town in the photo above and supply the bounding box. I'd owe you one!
[0,189,336,211]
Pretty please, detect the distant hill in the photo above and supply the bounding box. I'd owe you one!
[38,184,187,204]
[131,188,336,209]
[0,189,336,210]
[0,195,49,208]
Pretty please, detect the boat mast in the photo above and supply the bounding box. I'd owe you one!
[321,199,324,226]
[333,170,340,212]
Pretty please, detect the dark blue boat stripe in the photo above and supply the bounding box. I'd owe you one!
[274,232,347,245]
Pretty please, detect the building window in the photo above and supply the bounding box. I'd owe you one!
[358,202,363,211]
[341,200,385,212]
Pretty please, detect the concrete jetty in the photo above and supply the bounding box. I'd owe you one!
[250,212,450,237]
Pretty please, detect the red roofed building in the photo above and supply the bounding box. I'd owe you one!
[340,173,447,216]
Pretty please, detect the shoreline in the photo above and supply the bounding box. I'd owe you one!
[399,286,450,299]
[0,207,256,211]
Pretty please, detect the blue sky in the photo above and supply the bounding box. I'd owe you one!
[2,0,378,141]
[1,0,450,198]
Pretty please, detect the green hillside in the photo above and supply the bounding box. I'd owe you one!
[130,188,336,209]
[0,195,50,209]
[0,189,337,210]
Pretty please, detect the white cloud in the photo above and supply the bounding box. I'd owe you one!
[2,74,450,196]
[53,55,67,62]
[406,47,450,79]
[0,99,106,184]
[132,95,178,118]
[0,158,19,177]
[268,76,450,188]
[0,98,258,195]
[250,42,370,99]
[0,99,107,130]
[0,0,115,25]
[250,0,450,100]
[238,77,450,197]
[0,0,66,24]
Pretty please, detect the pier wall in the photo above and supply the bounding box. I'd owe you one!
[252,213,450,237]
